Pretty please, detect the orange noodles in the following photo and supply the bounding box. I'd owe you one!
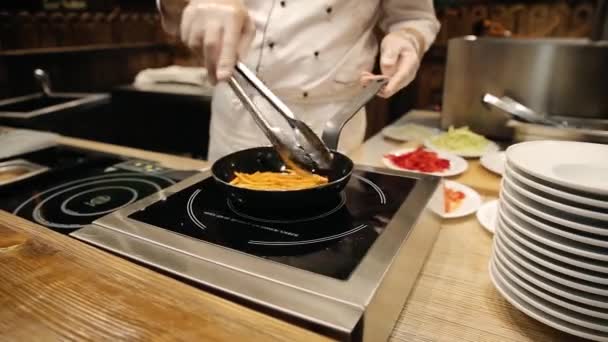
[229,170,329,190]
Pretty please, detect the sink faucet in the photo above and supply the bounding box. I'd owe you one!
[34,69,52,97]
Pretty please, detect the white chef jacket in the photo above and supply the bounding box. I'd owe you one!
[167,0,440,161]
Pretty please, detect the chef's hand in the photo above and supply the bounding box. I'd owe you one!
[377,30,423,98]
[180,0,255,84]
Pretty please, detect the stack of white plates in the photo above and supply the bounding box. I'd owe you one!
[490,141,608,341]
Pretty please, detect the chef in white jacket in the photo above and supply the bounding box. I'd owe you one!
[158,0,439,161]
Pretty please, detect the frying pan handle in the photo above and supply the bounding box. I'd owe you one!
[321,78,387,150]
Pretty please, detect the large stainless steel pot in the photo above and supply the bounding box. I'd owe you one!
[441,36,608,141]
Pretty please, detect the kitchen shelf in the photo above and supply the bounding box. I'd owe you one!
[0,42,171,57]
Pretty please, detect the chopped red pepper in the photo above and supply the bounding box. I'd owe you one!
[444,185,465,213]
[386,147,450,173]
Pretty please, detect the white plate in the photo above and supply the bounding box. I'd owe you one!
[493,245,608,310]
[425,137,499,158]
[493,256,608,320]
[490,260,608,340]
[491,259,608,332]
[494,233,608,297]
[503,175,608,222]
[500,197,608,249]
[496,224,608,285]
[430,180,482,219]
[480,151,506,176]
[476,199,498,234]
[381,124,439,142]
[497,213,608,273]
[499,202,608,260]
[505,162,608,210]
[501,183,608,236]
[382,148,468,177]
[506,141,608,196]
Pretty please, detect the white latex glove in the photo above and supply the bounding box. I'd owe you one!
[377,30,423,98]
[180,0,255,84]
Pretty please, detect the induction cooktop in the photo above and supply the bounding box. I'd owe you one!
[0,146,195,233]
[72,167,442,342]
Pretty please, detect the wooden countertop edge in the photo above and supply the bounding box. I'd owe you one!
[58,135,209,171]
[0,211,332,341]
[0,131,329,341]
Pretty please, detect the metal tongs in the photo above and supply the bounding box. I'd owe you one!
[482,93,569,128]
[227,63,335,173]
[229,63,387,173]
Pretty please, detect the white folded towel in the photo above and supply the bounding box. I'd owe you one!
[134,66,215,96]
[0,129,59,160]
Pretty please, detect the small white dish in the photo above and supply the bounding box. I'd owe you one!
[494,247,608,310]
[501,183,608,236]
[381,124,439,142]
[493,256,608,320]
[480,151,506,176]
[505,162,608,210]
[503,176,608,222]
[476,199,498,234]
[506,141,608,196]
[430,180,482,219]
[382,148,468,177]
[424,137,499,159]
[494,233,608,296]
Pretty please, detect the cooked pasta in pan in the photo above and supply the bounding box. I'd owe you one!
[230,170,328,190]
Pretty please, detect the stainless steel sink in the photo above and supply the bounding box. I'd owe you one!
[0,69,109,119]
[0,92,109,119]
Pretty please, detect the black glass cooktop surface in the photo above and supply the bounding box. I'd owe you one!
[129,171,417,280]
[0,146,193,233]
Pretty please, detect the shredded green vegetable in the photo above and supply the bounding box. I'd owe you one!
[429,126,489,153]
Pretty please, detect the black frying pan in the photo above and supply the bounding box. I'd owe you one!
[211,147,353,209]
[210,78,386,209]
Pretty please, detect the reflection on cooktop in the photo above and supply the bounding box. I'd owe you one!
[129,171,417,280]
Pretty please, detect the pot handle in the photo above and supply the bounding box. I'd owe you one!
[321,78,387,150]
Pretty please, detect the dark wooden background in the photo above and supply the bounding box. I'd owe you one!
[0,0,599,152]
